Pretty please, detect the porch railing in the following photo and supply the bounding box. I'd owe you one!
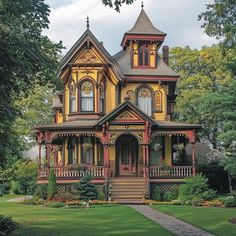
[149,166,194,178]
[38,166,104,178]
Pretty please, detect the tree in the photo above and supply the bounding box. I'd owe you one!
[77,175,98,203]
[47,169,57,198]
[102,0,136,12]
[14,83,55,151]
[170,46,233,149]
[0,0,62,166]
[198,0,236,48]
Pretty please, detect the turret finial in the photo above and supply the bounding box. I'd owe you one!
[86,16,89,29]
[141,1,144,9]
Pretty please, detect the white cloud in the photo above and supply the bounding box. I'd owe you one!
[43,0,218,55]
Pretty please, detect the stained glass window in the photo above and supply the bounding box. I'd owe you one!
[137,88,152,116]
[81,81,94,112]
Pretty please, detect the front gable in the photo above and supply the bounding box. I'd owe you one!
[96,100,156,126]
[75,47,103,64]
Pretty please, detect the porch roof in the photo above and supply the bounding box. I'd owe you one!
[156,120,202,129]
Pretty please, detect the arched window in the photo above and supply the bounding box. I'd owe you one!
[138,44,149,66]
[70,85,76,113]
[80,81,94,112]
[99,84,105,114]
[137,87,152,116]
[154,91,162,112]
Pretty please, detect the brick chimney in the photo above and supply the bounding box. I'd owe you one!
[162,45,169,65]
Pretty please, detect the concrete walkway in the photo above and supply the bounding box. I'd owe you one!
[129,205,215,236]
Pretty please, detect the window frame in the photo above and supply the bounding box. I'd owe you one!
[78,79,95,113]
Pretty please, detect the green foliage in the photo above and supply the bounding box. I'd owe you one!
[102,0,136,12]
[76,175,98,202]
[0,215,18,236]
[14,83,55,150]
[163,188,178,202]
[178,174,211,202]
[10,181,20,195]
[201,189,217,201]
[34,185,48,200]
[192,197,204,207]
[224,196,236,207]
[53,192,79,202]
[97,189,105,201]
[151,185,161,201]
[0,0,63,165]
[198,0,236,48]
[47,169,57,199]
[170,200,181,205]
[24,196,45,205]
[170,46,233,149]
[196,160,229,193]
[47,202,65,208]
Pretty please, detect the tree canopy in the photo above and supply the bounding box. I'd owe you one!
[102,0,136,12]
[0,0,62,166]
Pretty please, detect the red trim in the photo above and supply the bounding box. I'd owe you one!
[121,34,165,48]
[126,76,179,82]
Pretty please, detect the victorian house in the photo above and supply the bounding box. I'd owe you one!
[35,8,201,203]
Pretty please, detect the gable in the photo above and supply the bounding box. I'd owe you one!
[113,110,143,122]
[74,47,104,64]
[96,100,156,126]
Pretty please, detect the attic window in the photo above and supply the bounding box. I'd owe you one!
[138,44,149,66]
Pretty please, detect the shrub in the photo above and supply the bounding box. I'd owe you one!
[53,192,79,202]
[171,200,181,205]
[47,202,65,208]
[47,169,57,199]
[0,215,18,236]
[151,185,161,201]
[24,196,45,205]
[202,200,224,207]
[97,189,105,200]
[224,196,236,207]
[75,175,98,202]
[201,189,216,201]
[178,174,213,202]
[9,181,20,195]
[192,197,204,206]
[163,191,176,202]
[34,185,48,199]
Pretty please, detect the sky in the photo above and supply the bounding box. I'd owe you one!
[44,0,218,56]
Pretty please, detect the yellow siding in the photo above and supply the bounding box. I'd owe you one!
[106,80,116,113]
[109,145,115,161]
[149,44,157,67]
[165,136,172,165]
[133,43,138,67]
[120,83,167,120]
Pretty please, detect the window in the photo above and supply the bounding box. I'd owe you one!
[138,44,149,66]
[137,88,152,116]
[80,81,94,112]
[81,137,94,164]
[70,85,76,113]
[68,137,75,165]
[99,85,105,113]
[154,91,162,112]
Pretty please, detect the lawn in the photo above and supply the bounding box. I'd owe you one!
[0,194,23,202]
[152,205,236,236]
[0,201,173,236]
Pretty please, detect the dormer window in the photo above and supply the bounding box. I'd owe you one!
[80,81,94,112]
[138,44,149,66]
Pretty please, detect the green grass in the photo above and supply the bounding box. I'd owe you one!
[0,202,173,236]
[0,194,23,202]
[152,205,236,236]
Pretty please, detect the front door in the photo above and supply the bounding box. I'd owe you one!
[116,135,138,176]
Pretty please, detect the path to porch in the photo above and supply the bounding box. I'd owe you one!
[129,205,214,236]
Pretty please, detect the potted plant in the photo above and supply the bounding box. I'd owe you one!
[159,164,172,176]
[173,143,185,151]
[153,143,162,151]
[82,143,93,151]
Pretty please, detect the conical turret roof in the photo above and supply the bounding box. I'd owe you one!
[126,9,166,36]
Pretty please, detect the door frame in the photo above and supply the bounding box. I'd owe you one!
[115,134,138,177]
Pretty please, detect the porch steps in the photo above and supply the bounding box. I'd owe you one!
[110,177,146,204]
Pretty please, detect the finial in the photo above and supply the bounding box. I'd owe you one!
[86,16,89,29]
[141,1,144,9]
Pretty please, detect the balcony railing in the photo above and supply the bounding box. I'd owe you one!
[38,166,104,178]
[149,166,194,178]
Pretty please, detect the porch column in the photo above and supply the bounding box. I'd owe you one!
[142,145,146,178]
[38,143,42,167]
[103,144,109,200]
[46,143,51,177]
[191,143,196,175]
[94,140,98,165]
